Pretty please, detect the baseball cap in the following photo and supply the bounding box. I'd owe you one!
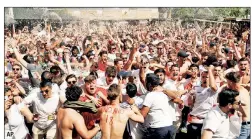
[177,50,189,58]
[118,71,132,78]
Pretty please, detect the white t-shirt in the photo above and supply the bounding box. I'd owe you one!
[24,92,60,129]
[164,79,185,120]
[190,87,218,119]
[202,106,230,139]
[96,76,118,87]
[143,91,173,128]
[5,103,29,139]
[131,69,153,96]
[228,113,242,139]
[120,96,144,139]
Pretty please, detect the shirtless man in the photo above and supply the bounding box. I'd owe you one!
[237,58,250,91]
[98,84,144,139]
[56,86,100,139]
[225,72,250,139]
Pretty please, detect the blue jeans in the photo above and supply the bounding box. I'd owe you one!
[144,125,176,139]
[238,124,250,139]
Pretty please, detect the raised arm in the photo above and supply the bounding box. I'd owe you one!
[123,43,138,71]
[11,40,28,69]
[208,65,218,92]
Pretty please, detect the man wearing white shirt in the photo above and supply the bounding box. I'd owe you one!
[201,89,240,139]
[24,81,60,139]
[186,65,218,139]
[96,66,118,88]
[141,73,176,139]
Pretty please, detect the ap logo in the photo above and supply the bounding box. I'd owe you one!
[5,130,14,139]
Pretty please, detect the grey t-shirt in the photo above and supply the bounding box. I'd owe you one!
[27,64,42,87]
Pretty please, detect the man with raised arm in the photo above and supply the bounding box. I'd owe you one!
[56,86,100,139]
[98,84,144,139]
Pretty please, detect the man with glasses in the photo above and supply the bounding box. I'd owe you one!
[23,81,60,139]
[11,41,43,88]
[201,89,240,139]
[58,74,78,103]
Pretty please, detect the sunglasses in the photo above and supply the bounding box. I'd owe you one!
[67,81,77,85]
[40,89,49,93]
[108,75,116,78]
[5,82,12,85]
[122,57,128,60]
[12,68,20,71]
[157,48,163,50]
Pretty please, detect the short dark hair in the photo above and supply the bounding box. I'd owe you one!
[4,87,11,94]
[66,74,77,82]
[71,46,80,54]
[84,75,96,83]
[225,72,241,83]
[171,64,179,69]
[41,71,52,82]
[189,64,199,70]
[19,45,27,54]
[218,89,239,107]
[65,86,82,101]
[145,73,160,91]
[99,51,108,57]
[226,60,236,69]
[201,52,209,57]
[40,81,52,88]
[105,66,117,77]
[203,54,217,66]
[89,71,98,79]
[23,54,35,64]
[192,57,200,63]
[126,83,137,98]
[107,84,121,100]
[154,68,166,75]
[238,57,249,63]
[114,58,123,65]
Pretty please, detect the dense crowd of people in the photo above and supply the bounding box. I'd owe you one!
[4,18,250,139]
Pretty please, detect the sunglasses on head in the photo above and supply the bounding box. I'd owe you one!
[40,89,49,93]
[12,68,20,71]
[67,81,77,85]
